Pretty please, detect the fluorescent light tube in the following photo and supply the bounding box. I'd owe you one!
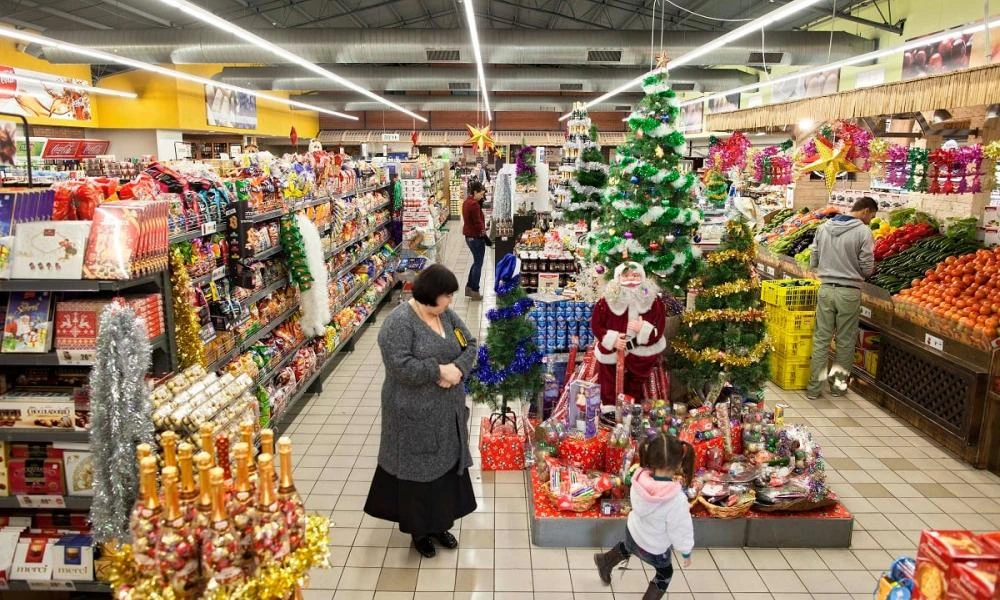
[463,0,491,122]
[559,0,826,120]
[4,73,137,98]
[680,18,1000,108]
[0,27,358,121]
[157,0,427,122]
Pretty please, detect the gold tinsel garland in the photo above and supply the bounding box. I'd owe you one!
[695,278,758,298]
[169,249,206,369]
[671,337,772,368]
[681,307,766,325]
[704,247,755,266]
[107,515,330,600]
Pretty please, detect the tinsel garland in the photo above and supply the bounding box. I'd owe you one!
[698,279,757,298]
[705,247,755,265]
[107,515,330,599]
[486,297,534,322]
[89,303,154,543]
[515,146,537,186]
[473,341,544,387]
[681,307,765,324]
[279,215,314,291]
[671,337,772,368]
[985,140,1000,161]
[495,273,522,296]
[169,249,206,369]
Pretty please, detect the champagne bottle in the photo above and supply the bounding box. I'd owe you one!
[277,437,305,551]
[193,451,213,533]
[136,443,152,464]
[253,454,290,565]
[229,442,256,565]
[259,429,274,456]
[129,456,162,571]
[239,422,257,480]
[199,424,215,467]
[161,430,178,469]
[214,433,232,481]
[177,442,198,514]
[156,466,199,594]
[201,467,246,589]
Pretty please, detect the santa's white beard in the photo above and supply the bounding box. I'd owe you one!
[606,281,657,315]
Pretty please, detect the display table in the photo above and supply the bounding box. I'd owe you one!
[527,469,854,548]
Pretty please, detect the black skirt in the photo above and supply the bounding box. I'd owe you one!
[364,463,477,537]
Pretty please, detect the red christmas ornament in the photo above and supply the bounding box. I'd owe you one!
[649,241,660,251]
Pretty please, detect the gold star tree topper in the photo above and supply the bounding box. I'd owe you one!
[799,136,860,190]
[655,51,671,70]
[465,124,496,154]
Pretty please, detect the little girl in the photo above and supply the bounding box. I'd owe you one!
[594,432,695,600]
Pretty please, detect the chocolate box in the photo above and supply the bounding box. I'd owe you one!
[52,535,93,581]
[0,529,23,586]
[0,395,74,430]
[63,452,93,497]
[11,537,53,582]
[917,531,1000,600]
[0,441,7,498]
[947,563,997,599]
[7,458,65,496]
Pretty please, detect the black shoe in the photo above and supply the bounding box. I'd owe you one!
[413,536,436,558]
[642,581,665,600]
[594,545,627,584]
[430,530,459,549]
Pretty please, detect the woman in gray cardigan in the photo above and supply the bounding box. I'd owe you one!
[364,264,479,558]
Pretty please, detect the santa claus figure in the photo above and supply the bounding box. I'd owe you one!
[591,261,667,405]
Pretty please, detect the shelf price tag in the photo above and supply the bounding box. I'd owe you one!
[783,274,794,280]
[56,350,95,366]
[201,220,217,236]
[27,580,75,591]
[16,495,66,509]
[924,333,944,352]
[860,306,873,319]
[211,266,227,281]
[756,262,766,273]
[765,265,776,276]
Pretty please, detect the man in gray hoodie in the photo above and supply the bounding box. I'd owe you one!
[806,196,877,399]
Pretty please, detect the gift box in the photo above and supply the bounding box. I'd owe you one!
[558,431,607,472]
[53,535,93,582]
[916,530,999,600]
[729,423,744,457]
[479,417,525,471]
[604,444,630,475]
[947,563,996,599]
[691,436,726,472]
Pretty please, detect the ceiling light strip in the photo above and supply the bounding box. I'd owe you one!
[463,0,491,122]
[679,18,1000,109]
[5,73,137,98]
[558,0,827,121]
[0,28,358,121]
[158,0,427,122]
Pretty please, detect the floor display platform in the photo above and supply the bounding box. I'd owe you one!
[526,470,854,548]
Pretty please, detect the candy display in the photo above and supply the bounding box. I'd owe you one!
[529,298,594,355]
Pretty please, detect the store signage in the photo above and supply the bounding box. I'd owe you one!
[77,139,110,158]
[924,333,944,352]
[16,495,66,509]
[41,138,81,159]
[0,65,94,121]
[381,132,400,142]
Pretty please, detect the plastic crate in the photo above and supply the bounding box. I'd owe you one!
[769,331,814,359]
[761,279,820,310]
[769,352,812,390]
[766,306,816,336]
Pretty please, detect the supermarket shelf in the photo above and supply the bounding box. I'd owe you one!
[0,333,169,366]
[241,304,299,351]
[245,207,286,223]
[0,495,91,510]
[336,182,390,199]
[325,220,390,259]
[332,244,391,281]
[168,221,218,245]
[206,343,241,374]
[2,580,110,593]
[0,272,163,293]
[255,336,309,386]
[289,194,333,212]
[249,244,282,263]
[243,277,290,307]
[0,428,89,443]
[190,266,227,288]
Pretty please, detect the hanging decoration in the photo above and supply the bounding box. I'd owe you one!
[928,145,984,194]
[706,131,751,172]
[797,136,861,190]
[279,215,314,291]
[89,302,155,543]
[465,124,496,154]
[703,169,728,207]
[169,249,206,369]
[750,141,794,185]
[515,145,538,191]
[294,213,330,337]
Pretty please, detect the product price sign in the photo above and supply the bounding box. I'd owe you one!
[16,495,66,509]
[56,349,95,366]
[201,220,217,236]
[924,332,945,352]
[765,265,776,276]
[27,580,75,591]
[537,273,560,294]
[860,305,873,319]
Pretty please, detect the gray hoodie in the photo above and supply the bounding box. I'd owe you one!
[808,215,875,287]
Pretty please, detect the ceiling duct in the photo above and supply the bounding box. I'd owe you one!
[293,93,645,113]
[426,49,461,61]
[34,29,874,67]
[747,52,786,65]
[587,50,623,62]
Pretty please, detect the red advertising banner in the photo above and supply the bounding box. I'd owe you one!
[77,140,110,158]
[42,138,82,159]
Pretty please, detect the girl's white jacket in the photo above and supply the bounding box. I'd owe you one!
[626,469,695,557]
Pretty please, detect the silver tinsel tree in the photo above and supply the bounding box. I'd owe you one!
[88,302,154,543]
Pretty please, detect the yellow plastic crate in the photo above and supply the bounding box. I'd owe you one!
[769,352,811,390]
[761,279,820,310]
[766,306,816,336]
[769,331,814,359]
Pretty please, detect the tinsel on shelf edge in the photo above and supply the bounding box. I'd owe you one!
[169,249,206,369]
[280,215,315,292]
[106,514,331,600]
[89,302,155,543]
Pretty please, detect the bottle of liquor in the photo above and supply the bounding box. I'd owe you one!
[253,454,290,565]
[129,456,162,571]
[193,451,213,533]
[177,442,198,515]
[156,466,199,595]
[239,422,257,481]
[160,430,178,469]
[136,443,152,464]
[199,424,215,467]
[229,442,256,564]
[277,437,305,551]
[259,429,274,456]
[214,433,232,481]
[201,467,246,590]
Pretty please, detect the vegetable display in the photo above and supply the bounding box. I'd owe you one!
[768,221,820,255]
[872,222,937,261]
[757,208,796,236]
[758,206,838,245]
[869,235,982,294]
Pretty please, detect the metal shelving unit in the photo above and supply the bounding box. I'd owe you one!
[0,428,90,443]
[0,272,163,293]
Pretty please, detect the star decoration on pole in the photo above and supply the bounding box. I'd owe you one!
[465,124,496,154]
[798,136,860,190]
[655,51,671,70]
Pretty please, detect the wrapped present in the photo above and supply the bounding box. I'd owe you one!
[558,430,607,472]
[691,437,726,472]
[730,423,743,457]
[479,417,524,471]
[604,444,630,475]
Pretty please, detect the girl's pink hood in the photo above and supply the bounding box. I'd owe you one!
[631,469,682,511]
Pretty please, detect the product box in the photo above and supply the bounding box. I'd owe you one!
[52,535,93,581]
[863,350,879,377]
[947,563,997,599]
[0,441,7,497]
[10,537,53,582]
[0,529,23,586]
[479,416,524,471]
[567,380,600,434]
[1,291,53,353]
[853,347,865,368]
[0,395,74,429]
[7,458,65,496]
[63,452,93,497]
[10,220,90,280]
[916,531,1000,600]
[858,330,881,350]
[33,512,89,531]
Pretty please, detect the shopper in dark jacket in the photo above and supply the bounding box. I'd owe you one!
[364,264,478,558]
[462,181,490,300]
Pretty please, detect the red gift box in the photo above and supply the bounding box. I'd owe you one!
[691,437,725,472]
[729,423,743,457]
[916,531,999,600]
[479,417,524,471]
[947,563,996,599]
[604,444,630,475]
[558,431,607,472]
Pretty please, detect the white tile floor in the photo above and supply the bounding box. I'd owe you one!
[287,226,1000,600]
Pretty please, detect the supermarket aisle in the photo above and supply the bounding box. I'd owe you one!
[291,225,1000,600]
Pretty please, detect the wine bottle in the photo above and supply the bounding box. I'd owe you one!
[177,442,198,515]
[277,437,305,551]
[253,454,290,565]
[129,456,162,571]
[193,451,213,533]
[239,422,257,481]
[161,430,178,469]
[201,467,246,590]
[229,442,256,565]
[199,424,215,467]
[214,433,232,481]
[156,466,199,595]
[136,443,152,464]
[259,429,274,456]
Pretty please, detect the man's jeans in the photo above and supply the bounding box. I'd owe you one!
[466,237,486,292]
[807,284,862,395]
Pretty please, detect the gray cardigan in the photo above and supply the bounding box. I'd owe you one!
[376,302,478,482]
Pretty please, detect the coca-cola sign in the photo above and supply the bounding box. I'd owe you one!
[42,138,82,158]
[77,140,110,158]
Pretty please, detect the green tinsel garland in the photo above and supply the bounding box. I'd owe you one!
[279,215,314,291]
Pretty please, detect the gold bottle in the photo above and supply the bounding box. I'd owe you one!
[199,423,215,466]
[156,466,199,594]
[202,467,246,588]
[253,454,290,563]
[160,430,178,469]
[277,437,305,551]
[239,422,257,480]
[194,451,214,530]
[129,456,162,570]
[177,443,198,513]
[229,443,256,563]
[259,429,274,456]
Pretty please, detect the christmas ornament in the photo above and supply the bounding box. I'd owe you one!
[465,124,496,153]
[649,241,660,251]
[798,136,861,190]
[665,234,676,243]
[630,175,640,184]
[655,51,671,70]
[655,146,665,158]
[293,213,329,337]
[624,231,634,239]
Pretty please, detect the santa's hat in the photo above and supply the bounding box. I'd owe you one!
[614,261,645,283]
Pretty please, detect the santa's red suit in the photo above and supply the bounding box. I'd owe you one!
[590,263,667,405]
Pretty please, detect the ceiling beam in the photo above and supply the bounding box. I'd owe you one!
[796,0,905,34]
[95,1,173,27]
[490,0,613,29]
[288,0,406,27]
[1,0,113,29]
[0,16,46,30]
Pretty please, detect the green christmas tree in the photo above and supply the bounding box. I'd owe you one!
[467,254,544,417]
[671,219,770,398]
[704,169,728,208]
[588,70,702,292]
[563,103,608,227]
